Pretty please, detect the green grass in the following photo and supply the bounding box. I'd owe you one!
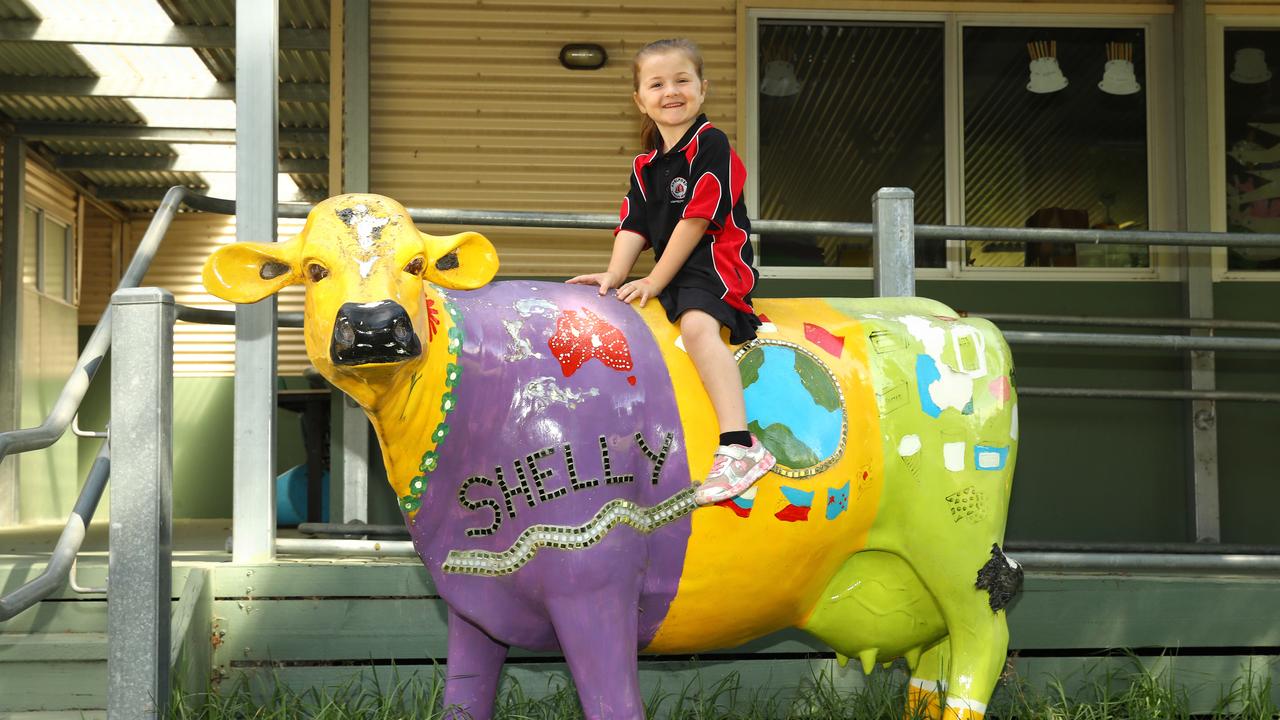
[170,661,1280,720]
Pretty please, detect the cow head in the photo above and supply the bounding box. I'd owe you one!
[202,193,497,401]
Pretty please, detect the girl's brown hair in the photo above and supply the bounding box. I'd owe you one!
[632,38,705,152]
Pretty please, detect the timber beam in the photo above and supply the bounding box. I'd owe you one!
[95,184,321,204]
[0,20,327,50]
[15,122,327,148]
[55,153,328,174]
[0,75,327,102]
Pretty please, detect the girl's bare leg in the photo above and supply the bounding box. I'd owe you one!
[679,310,746,433]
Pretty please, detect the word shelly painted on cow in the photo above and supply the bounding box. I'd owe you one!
[458,431,676,537]
[203,194,1021,720]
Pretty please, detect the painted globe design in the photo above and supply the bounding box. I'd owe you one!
[737,340,847,478]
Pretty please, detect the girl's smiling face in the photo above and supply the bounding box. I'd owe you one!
[633,50,707,137]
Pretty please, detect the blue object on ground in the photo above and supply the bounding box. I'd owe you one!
[276,463,330,525]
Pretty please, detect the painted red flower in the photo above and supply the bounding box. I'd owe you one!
[425,298,441,341]
[548,308,634,377]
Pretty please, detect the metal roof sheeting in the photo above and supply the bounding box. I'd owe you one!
[0,0,36,21]
[0,41,94,77]
[0,0,331,214]
[0,96,143,123]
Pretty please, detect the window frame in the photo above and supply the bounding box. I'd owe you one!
[744,7,1178,282]
[1208,12,1280,282]
[23,204,77,306]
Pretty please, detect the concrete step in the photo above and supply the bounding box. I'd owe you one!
[0,707,106,712]
[0,632,107,661]
[0,633,106,713]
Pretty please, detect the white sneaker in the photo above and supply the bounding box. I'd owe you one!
[694,436,775,506]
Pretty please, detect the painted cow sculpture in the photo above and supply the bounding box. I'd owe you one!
[203,194,1022,720]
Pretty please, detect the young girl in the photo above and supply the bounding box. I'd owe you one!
[567,38,775,506]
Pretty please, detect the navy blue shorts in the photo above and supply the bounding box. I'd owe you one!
[658,284,761,345]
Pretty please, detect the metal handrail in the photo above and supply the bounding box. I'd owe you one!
[176,303,304,328]
[966,312,1280,333]
[0,186,186,467]
[183,194,1280,249]
[0,440,109,620]
[5,186,1280,626]
[1004,330,1280,353]
[1018,386,1280,403]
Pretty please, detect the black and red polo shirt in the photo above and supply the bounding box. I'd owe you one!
[615,115,759,315]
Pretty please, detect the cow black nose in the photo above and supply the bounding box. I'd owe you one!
[330,301,422,366]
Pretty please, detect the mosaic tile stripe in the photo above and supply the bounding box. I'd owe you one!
[442,488,697,576]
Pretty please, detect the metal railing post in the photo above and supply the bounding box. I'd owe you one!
[341,395,369,523]
[107,288,174,720]
[233,0,280,562]
[0,135,26,525]
[871,187,916,297]
[340,0,373,524]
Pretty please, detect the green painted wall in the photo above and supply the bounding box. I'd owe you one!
[756,278,1278,546]
[1212,283,1280,546]
[70,276,1277,543]
[75,327,309,521]
[19,291,79,524]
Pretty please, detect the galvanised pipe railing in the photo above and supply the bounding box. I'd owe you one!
[966,312,1280,333]
[0,440,109,620]
[7,186,1280,627]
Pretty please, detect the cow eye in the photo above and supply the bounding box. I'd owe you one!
[307,263,329,282]
[404,257,425,276]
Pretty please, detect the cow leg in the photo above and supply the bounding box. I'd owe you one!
[904,638,950,720]
[547,591,643,720]
[442,609,509,720]
[930,592,1010,720]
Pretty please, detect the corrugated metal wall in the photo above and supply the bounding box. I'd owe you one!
[78,203,121,324]
[0,149,81,299]
[24,159,78,226]
[368,0,738,277]
[128,214,309,376]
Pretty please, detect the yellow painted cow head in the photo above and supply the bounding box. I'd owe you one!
[203,194,497,399]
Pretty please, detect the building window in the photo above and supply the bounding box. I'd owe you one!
[755,20,946,269]
[20,206,75,304]
[750,14,1162,276]
[21,207,38,288]
[962,26,1150,269]
[43,215,71,303]
[1224,28,1280,272]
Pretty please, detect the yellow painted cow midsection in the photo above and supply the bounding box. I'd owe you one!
[635,298,886,653]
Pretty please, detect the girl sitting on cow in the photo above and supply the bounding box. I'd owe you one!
[568,38,776,505]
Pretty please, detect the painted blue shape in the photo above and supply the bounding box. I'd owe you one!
[826,481,850,520]
[732,494,754,510]
[915,354,943,418]
[779,485,815,508]
[743,345,842,459]
[974,445,1010,471]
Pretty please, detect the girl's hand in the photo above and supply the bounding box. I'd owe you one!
[566,271,623,296]
[615,275,668,307]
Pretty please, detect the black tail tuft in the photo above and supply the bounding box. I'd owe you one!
[975,543,1023,612]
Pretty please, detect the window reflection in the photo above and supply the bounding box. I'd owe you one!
[1224,29,1280,271]
[21,207,38,288]
[757,21,946,268]
[963,26,1150,268]
[43,216,69,303]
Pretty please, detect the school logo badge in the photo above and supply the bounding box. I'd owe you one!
[670,177,688,200]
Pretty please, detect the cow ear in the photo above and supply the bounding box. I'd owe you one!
[203,236,304,303]
[421,230,499,290]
